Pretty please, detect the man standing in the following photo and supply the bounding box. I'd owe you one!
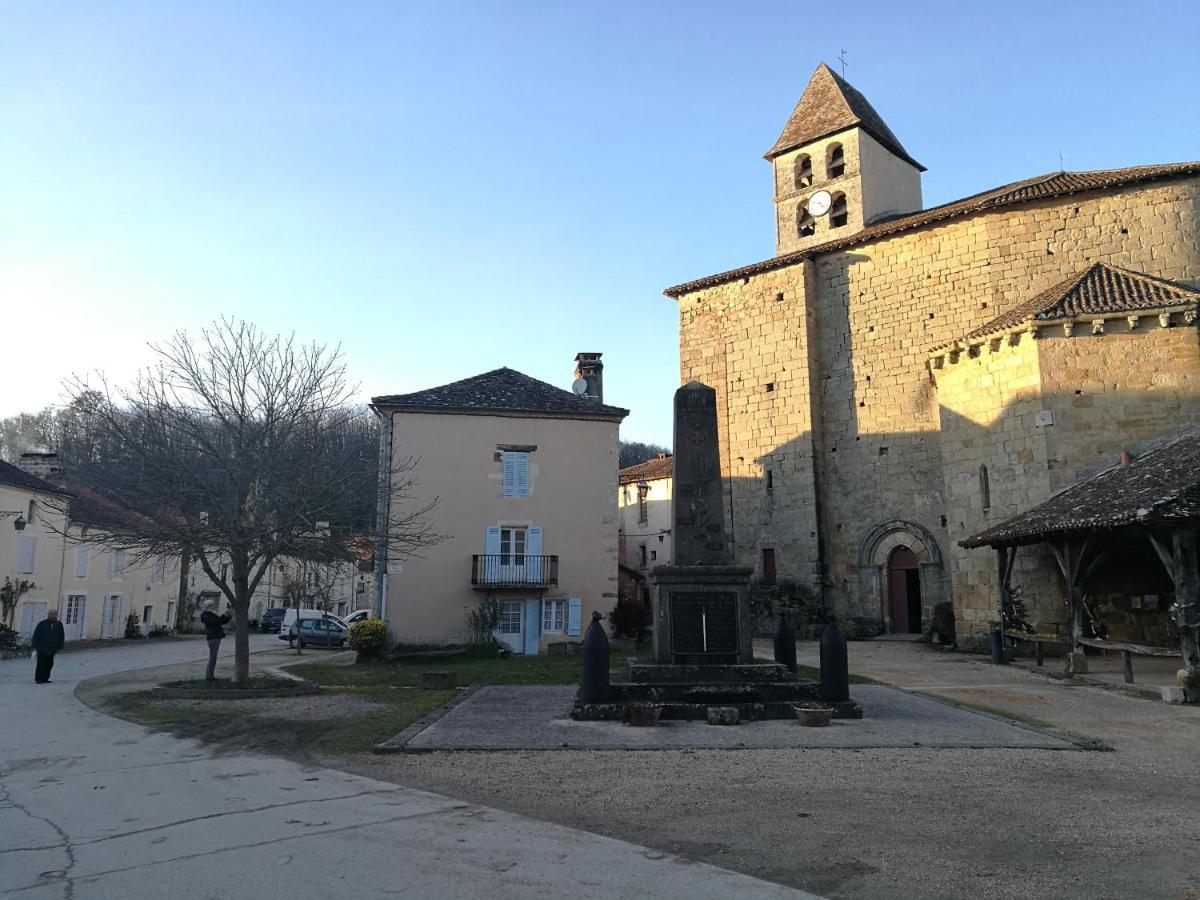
[31,609,65,684]
[200,599,231,682]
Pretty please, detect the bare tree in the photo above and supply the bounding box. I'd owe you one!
[51,318,440,682]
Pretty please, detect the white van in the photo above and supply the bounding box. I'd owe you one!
[278,609,348,644]
[341,609,371,626]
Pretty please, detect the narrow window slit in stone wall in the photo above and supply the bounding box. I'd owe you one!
[765,382,775,392]
[979,465,991,512]
[879,447,889,456]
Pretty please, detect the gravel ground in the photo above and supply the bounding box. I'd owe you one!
[338,642,1200,900]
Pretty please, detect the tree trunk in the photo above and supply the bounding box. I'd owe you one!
[232,601,251,683]
[174,551,191,631]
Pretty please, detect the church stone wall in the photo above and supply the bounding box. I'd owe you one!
[677,174,1200,635]
[934,337,1057,639]
[1037,328,1200,494]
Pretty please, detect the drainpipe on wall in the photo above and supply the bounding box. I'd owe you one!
[372,407,393,622]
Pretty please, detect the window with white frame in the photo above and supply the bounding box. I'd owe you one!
[108,549,126,580]
[64,595,84,625]
[542,599,565,633]
[500,527,527,566]
[75,546,89,578]
[501,451,531,497]
[498,600,522,634]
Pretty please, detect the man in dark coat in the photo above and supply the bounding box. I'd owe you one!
[200,599,232,681]
[31,609,66,684]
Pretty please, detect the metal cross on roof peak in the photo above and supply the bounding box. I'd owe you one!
[838,49,848,78]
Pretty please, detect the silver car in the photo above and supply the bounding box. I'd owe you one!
[292,617,348,649]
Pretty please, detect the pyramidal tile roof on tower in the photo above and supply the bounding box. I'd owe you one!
[371,367,628,421]
[765,62,924,170]
[933,263,1200,350]
[664,161,1200,297]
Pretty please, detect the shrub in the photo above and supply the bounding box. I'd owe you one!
[347,619,389,657]
[124,613,144,639]
[607,596,652,639]
[147,625,174,639]
[466,597,501,645]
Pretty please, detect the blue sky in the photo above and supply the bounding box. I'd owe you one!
[2,1,1197,441]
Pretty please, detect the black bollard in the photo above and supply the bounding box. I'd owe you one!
[819,615,850,703]
[774,609,797,673]
[579,611,610,703]
[989,628,1006,665]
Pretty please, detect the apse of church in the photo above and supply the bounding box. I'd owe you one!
[666,62,1200,642]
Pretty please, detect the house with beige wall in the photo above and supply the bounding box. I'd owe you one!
[371,354,627,653]
[1,457,181,641]
[665,61,1200,646]
[617,453,674,606]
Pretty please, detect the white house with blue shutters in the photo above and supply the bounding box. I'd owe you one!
[370,356,628,653]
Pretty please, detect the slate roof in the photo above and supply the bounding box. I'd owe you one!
[619,454,673,485]
[664,161,1200,297]
[0,459,71,497]
[933,263,1200,350]
[372,367,628,421]
[766,63,923,170]
[961,429,1200,548]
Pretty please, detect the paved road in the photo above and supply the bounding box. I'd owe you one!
[0,637,813,899]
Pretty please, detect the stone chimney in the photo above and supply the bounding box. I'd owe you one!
[17,451,63,479]
[574,352,604,403]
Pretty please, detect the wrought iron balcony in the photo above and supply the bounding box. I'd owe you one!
[471,554,559,589]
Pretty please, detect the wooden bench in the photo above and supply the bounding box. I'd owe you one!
[1077,637,1181,684]
[1002,631,1065,666]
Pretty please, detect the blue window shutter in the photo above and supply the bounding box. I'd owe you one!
[566,597,582,636]
[515,453,530,496]
[501,453,516,496]
[526,526,543,582]
[485,527,501,582]
[524,598,540,655]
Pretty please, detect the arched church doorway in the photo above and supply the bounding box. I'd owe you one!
[887,547,922,634]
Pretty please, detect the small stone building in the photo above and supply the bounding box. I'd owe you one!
[664,62,1200,644]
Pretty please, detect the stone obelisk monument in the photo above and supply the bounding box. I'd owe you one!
[650,381,754,666]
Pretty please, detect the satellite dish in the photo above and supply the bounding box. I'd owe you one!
[571,378,589,395]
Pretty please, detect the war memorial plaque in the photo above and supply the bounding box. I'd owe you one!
[669,592,739,664]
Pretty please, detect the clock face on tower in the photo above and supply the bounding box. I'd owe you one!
[806,190,833,217]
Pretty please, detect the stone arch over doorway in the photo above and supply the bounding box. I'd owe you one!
[856,520,947,635]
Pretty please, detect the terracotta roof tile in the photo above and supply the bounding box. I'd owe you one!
[619,454,673,485]
[765,63,923,170]
[933,263,1200,350]
[962,429,1200,548]
[372,367,628,421]
[664,162,1200,297]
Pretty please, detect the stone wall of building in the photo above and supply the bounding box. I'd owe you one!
[676,175,1200,635]
[1037,327,1200,493]
[934,336,1055,638]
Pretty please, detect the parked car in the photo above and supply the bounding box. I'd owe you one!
[260,608,287,633]
[341,609,371,626]
[291,616,348,649]
[277,609,348,642]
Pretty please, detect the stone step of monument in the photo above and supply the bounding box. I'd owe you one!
[608,680,823,705]
[570,697,863,722]
[624,660,796,684]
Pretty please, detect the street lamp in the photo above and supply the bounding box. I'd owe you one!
[0,512,25,531]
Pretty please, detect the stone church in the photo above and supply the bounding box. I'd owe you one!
[665,62,1200,644]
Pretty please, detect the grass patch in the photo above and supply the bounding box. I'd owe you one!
[104,685,453,758]
[162,676,300,691]
[288,644,653,689]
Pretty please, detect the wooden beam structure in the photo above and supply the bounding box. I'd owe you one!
[1173,528,1200,678]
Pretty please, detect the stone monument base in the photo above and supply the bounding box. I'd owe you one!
[571,658,863,721]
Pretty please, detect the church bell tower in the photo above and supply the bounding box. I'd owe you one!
[766,63,925,256]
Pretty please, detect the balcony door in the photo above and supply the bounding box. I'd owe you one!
[483,525,543,586]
